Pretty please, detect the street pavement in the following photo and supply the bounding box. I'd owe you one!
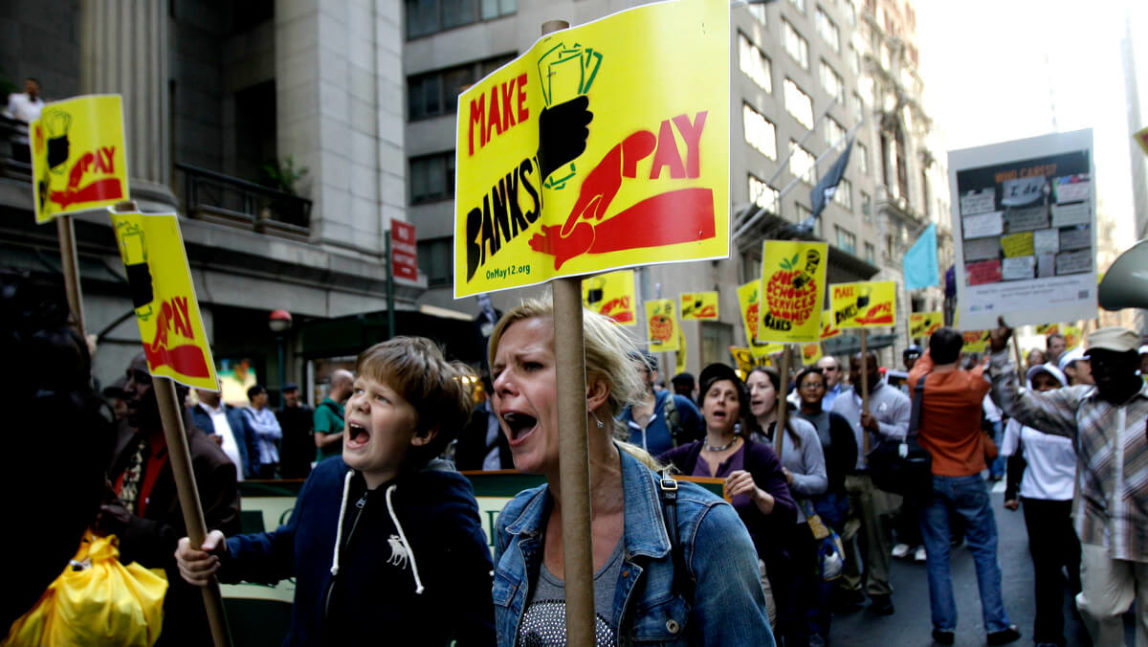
[828,484,1097,647]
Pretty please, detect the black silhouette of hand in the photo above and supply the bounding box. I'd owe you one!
[537,96,593,180]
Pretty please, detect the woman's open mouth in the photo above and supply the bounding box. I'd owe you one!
[501,411,538,446]
[346,421,371,449]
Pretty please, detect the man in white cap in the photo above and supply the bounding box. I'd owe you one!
[988,323,1148,647]
[1058,346,1094,387]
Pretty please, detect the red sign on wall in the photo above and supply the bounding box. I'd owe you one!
[392,220,418,282]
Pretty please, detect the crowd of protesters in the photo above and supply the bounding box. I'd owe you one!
[9,274,1148,646]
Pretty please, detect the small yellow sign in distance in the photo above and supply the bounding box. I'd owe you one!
[645,299,680,352]
[909,312,944,338]
[831,281,897,329]
[582,269,636,326]
[681,291,719,321]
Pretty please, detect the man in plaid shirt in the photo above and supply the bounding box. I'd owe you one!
[988,323,1148,647]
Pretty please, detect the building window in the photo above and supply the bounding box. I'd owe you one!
[815,8,840,52]
[796,202,819,235]
[738,33,772,94]
[789,140,817,185]
[749,174,780,213]
[408,54,514,121]
[861,190,872,217]
[824,117,845,148]
[851,90,863,119]
[895,128,909,200]
[922,167,930,217]
[406,0,515,39]
[743,103,777,160]
[788,0,806,13]
[819,60,844,104]
[409,152,455,204]
[748,2,766,25]
[852,46,862,75]
[417,237,452,286]
[783,78,814,129]
[835,226,856,254]
[857,142,869,173]
[864,241,875,264]
[782,19,809,69]
[833,177,852,209]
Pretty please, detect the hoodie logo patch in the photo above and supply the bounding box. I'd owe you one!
[387,535,410,569]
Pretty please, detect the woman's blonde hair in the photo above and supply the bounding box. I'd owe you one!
[488,293,663,470]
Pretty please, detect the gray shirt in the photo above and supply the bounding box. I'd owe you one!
[831,381,911,470]
[519,538,625,645]
[755,417,827,523]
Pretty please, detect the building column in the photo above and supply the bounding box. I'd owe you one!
[80,0,176,211]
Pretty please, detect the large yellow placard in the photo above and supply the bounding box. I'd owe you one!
[31,95,129,223]
[681,292,718,320]
[831,281,897,329]
[110,210,219,391]
[645,299,680,352]
[453,0,730,296]
[582,269,636,326]
[758,241,828,343]
[909,312,943,338]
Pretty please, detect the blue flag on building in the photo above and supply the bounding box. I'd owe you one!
[810,138,854,219]
[903,223,939,290]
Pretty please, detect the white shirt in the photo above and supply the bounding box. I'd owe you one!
[1000,419,1075,501]
[200,402,244,481]
[6,93,43,123]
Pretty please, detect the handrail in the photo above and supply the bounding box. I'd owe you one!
[175,162,312,233]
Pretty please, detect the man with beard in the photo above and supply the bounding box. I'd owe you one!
[98,355,240,646]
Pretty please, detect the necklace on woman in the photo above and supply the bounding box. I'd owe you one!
[704,436,738,453]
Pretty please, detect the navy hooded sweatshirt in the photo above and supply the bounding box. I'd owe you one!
[219,457,495,646]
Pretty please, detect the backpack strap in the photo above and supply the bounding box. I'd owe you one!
[663,394,682,444]
[908,374,927,439]
[658,469,695,601]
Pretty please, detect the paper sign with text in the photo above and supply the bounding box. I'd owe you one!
[738,281,779,358]
[729,346,780,374]
[675,326,687,374]
[909,312,943,338]
[1035,323,1060,335]
[681,292,719,320]
[831,281,897,329]
[582,269,636,325]
[31,95,129,223]
[961,329,991,354]
[111,210,218,390]
[646,299,680,352]
[453,0,731,296]
[820,310,842,340]
[758,241,828,343]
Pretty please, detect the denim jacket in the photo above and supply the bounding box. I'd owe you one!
[492,448,775,646]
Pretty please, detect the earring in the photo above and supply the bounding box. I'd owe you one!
[590,411,605,429]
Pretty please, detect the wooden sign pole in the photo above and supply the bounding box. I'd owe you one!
[775,344,790,460]
[542,20,594,647]
[56,215,87,339]
[153,377,232,647]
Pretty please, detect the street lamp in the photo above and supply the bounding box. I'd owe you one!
[269,309,293,409]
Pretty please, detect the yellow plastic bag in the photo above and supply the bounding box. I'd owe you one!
[4,531,168,647]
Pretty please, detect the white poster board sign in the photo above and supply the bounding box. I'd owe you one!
[948,129,1096,330]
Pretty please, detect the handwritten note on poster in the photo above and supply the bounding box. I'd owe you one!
[1033,229,1059,255]
[1054,175,1090,203]
[1002,256,1035,281]
[1001,176,1045,206]
[1051,202,1089,227]
[960,189,996,216]
[1056,249,1091,275]
[963,212,1003,239]
[967,259,1002,286]
[964,236,1000,261]
[1000,232,1034,258]
[1059,225,1090,250]
[1004,205,1048,232]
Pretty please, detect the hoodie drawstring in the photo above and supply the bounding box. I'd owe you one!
[385,484,425,595]
[330,471,353,576]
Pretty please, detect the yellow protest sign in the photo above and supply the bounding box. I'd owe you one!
[729,347,755,374]
[909,312,944,338]
[1000,232,1034,258]
[820,310,842,340]
[1035,323,1060,335]
[1064,324,1082,349]
[681,292,719,320]
[31,95,129,223]
[961,329,991,353]
[831,281,897,329]
[582,269,636,325]
[646,299,680,352]
[675,326,687,374]
[758,241,828,343]
[110,210,218,390]
[800,343,823,366]
[453,0,730,296]
[738,281,777,358]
